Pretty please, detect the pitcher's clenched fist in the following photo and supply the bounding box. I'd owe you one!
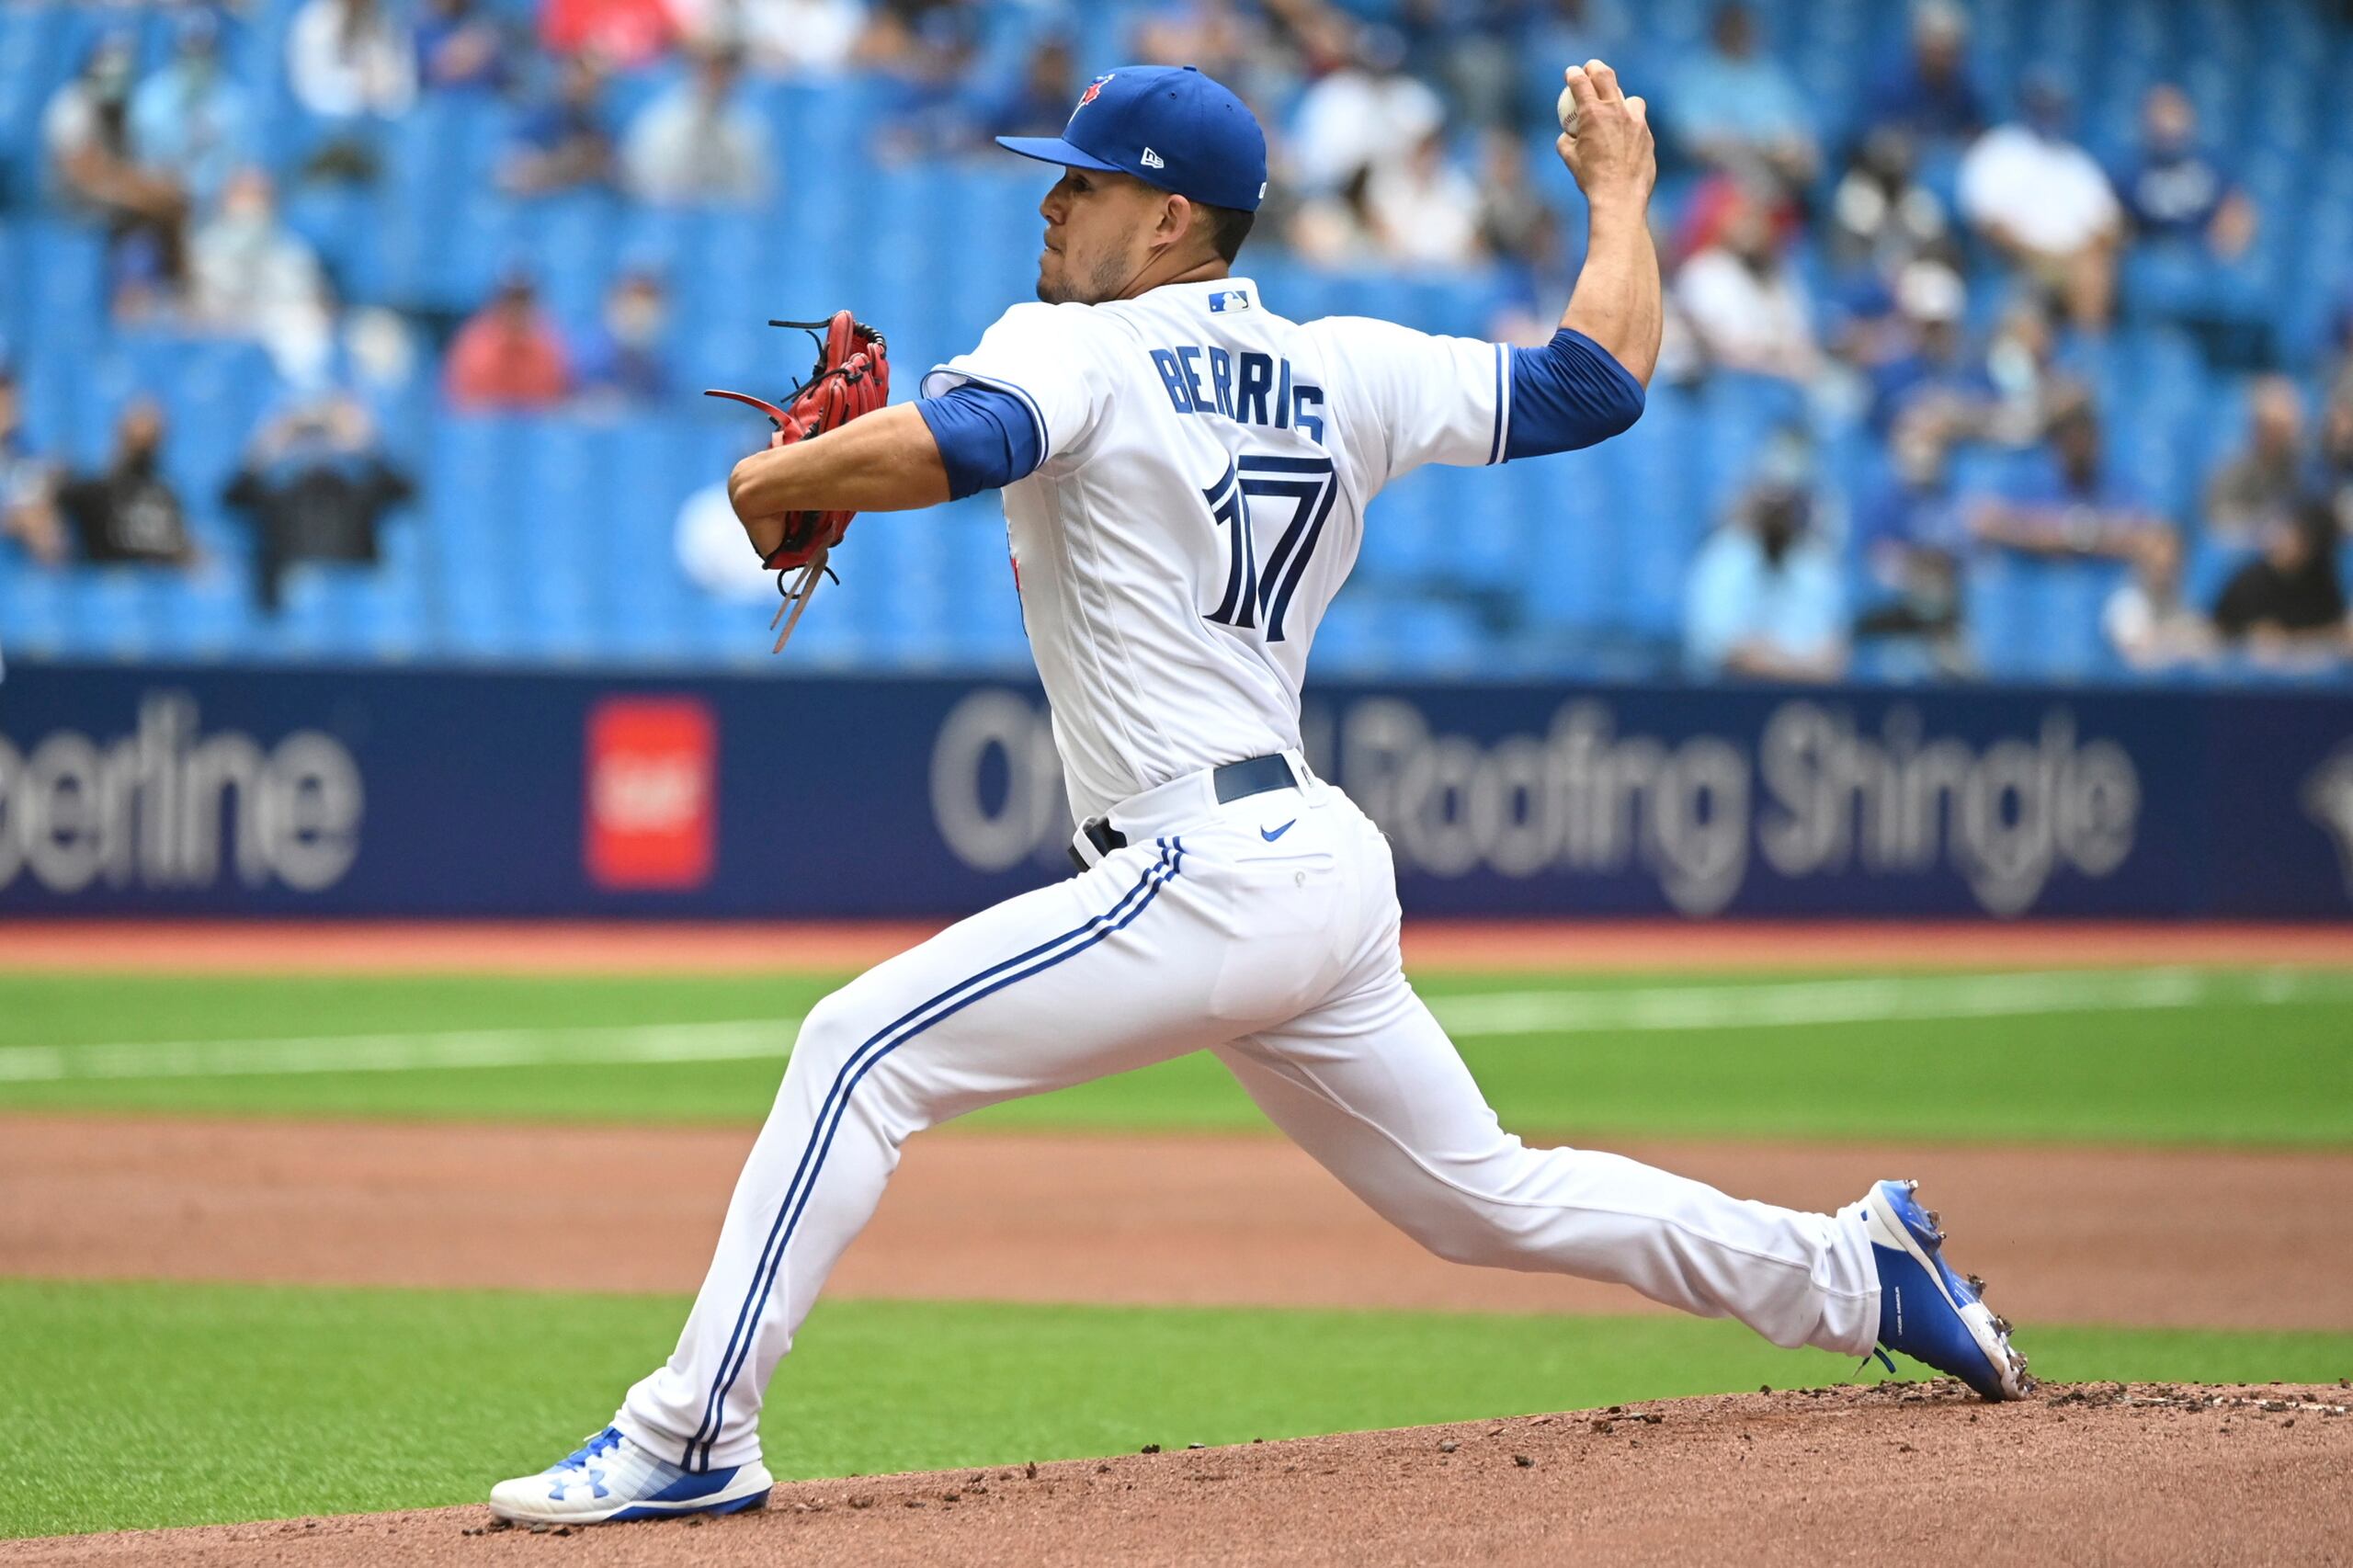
[1555,60,1654,214]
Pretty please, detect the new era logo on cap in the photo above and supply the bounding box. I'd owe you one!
[1209,289,1251,313]
[1141,146,1165,169]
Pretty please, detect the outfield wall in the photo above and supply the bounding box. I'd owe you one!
[2,663,2350,919]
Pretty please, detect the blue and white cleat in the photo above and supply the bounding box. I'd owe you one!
[1863,1179,2031,1402]
[487,1427,774,1526]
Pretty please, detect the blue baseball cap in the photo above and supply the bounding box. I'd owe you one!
[997,65,1267,213]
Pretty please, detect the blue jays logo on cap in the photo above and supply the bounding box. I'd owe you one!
[995,65,1268,214]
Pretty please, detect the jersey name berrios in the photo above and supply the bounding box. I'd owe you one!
[921,278,1509,823]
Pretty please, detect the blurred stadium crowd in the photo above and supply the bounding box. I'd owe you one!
[1,0,2351,682]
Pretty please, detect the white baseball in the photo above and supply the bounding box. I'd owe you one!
[1557,81,1579,137]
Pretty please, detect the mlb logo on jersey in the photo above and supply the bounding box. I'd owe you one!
[1209,289,1251,313]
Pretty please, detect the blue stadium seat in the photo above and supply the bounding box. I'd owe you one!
[1965,553,2034,680]
[1521,449,1621,631]
[0,550,67,660]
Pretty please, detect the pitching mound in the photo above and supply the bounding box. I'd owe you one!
[8,1382,2348,1566]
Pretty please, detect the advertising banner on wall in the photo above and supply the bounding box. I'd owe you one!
[2,663,2348,919]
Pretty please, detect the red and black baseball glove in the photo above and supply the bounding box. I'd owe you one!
[706,311,889,653]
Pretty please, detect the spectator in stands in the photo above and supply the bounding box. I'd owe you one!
[1668,3,1817,198]
[1675,184,1820,381]
[1475,129,1565,291]
[1866,261,1989,436]
[500,53,616,195]
[621,41,771,206]
[2211,503,2348,660]
[1862,1,1984,153]
[1365,129,1484,270]
[415,0,514,94]
[57,399,198,568]
[2325,293,2353,409]
[858,0,985,76]
[857,0,984,154]
[1828,129,1950,281]
[2204,377,2307,548]
[2113,84,2265,358]
[129,8,254,213]
[2103,526,2214,671]
[676,479,773,600]
[981,33,1076,142]
[2315,394,2353,540]
[1982,298,2063,446]
[1288,164,1383,269]
[444,269,572,410]
[188,169,335,386]
[44,32,189,287]
[288,0,419,119]
[703,0,868,77]
[541,0,680,70]
[338,304,424,414]
[572,267,671,405]
[1855,408,1968,672]
[223,393,415,611]
[1970,396,2163,559]
[1686,478,1848,680]
[2116,86,2251,254]
[1957,74,2120,329]
[0,367,64,567]
[1132,0,1267,102]
[1522,0,1631,137]
[1286,23,1445,198]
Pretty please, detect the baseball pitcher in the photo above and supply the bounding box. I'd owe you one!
[491,61,2028,1526]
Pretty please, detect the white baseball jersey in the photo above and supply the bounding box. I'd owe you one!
[608,279,1888,1478]
[920,276,1510,821]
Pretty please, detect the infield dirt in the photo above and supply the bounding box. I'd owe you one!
[7,917,2352,973]
[9,1116,2353,1331]
[7,1381,2348,1566]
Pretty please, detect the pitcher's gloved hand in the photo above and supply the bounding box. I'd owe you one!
[706,312,889,651]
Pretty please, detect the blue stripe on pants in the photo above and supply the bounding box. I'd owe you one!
[685,837,1186,1468]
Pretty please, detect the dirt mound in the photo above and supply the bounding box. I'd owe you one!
[9,1383,2348,1566]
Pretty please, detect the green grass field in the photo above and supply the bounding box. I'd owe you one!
[5,963,2349,1539]
[3,967,2349,1143]
[6,1278,2350,1540]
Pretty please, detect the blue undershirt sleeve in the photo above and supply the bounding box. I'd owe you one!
[1502,327,1646,460]
[914,382,1045,500]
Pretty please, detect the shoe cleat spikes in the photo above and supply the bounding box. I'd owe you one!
[1966,1273,1986,1293]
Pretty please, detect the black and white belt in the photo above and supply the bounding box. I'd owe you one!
[1072,754,1300,869]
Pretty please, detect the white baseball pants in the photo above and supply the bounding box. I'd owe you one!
[617,756,1881,1471]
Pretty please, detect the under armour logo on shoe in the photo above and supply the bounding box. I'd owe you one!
[1141,147,1165,169]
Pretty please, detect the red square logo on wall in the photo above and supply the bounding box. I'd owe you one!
[585,698,717,890]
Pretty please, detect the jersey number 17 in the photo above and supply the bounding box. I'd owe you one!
[1201,453,1339,643]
